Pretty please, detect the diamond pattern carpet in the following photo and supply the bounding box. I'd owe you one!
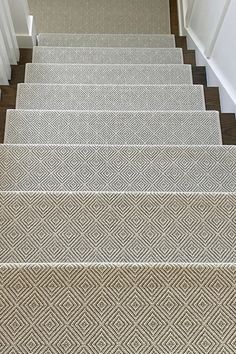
[16,84,205,111]
[5,110,222,145]
[1,145,235,192]
[38,33,175,48]
[1,263,236,354]
[25,64,193,85]
[1,191,235,263]
[32,47,184,65]
[1,3,236,352]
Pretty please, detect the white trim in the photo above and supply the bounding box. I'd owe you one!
[185,0,195,28]
[204,0,231,58]
[16,16,37,48]
[177,0,236,114]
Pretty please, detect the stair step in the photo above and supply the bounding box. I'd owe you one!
[16,84,205,111]
[38,33,176,48]
[0,145,235,192]
[1,262,235,353]
[33,47,184,64]
[1,191,235,263]
[25,64,193,85]
[5,110,222,145]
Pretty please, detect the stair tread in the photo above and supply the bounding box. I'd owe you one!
[5,110,222,145]
[1,262,235,353]
[16,84,205,111]
[38,33,176,48]
[1,191,235,263]
[0,145,235,192]
[33,46,184,64]
[25,63,193,85]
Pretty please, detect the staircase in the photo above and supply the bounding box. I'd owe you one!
[1,2,236,353]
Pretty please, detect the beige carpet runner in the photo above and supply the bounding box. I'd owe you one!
[1,1,235,353]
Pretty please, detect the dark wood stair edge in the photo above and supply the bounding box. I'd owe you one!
[0,49,32,143]
[170,0,236,145]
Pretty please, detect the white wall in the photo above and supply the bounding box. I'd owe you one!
[178,0,236,114]
[8,0,36,48]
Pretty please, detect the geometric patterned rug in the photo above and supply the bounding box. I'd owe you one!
[32,47,184,65]
[16,84,206,111]
[1,263,236,353]
[37,33,175,48]
[1,0,236,349]
[1,145,235,192]
[5,110,222,145]
[0,191,235,263]
[24,64,193,85]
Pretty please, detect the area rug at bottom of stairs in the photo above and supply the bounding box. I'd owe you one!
[1,262,235,354]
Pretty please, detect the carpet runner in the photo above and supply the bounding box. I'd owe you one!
[5,110,222,145]
[1,263,235,353]
[0,145,235,192]
[1,1,235,352]
[33,47,184,64]
[25,64,193,85]
[1,191,235,263]
[28,0,170,34]
[16,84,205,111]
[38,33,176,48]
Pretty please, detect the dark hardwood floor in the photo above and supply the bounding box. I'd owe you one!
[0,49,32,143]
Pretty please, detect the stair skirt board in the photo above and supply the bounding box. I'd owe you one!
[16,84,206,111]
[1,262,236,353]
[25,64,193,85]
[38,33,176,48]
[5,110,222,145]
[0,145,235,192]
[1,191,236,263]
[32,47,184,64]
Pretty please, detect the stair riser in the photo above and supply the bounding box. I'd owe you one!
[16,84,205,111]
[1,192,235,263]
[5,110,222,145]
[0,145,235,192]
[1,263,235,354]
[25,64,193,85]
[38,33,176,47]
[33,47,184,64]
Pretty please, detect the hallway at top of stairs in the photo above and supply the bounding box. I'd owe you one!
[28,0,171,34]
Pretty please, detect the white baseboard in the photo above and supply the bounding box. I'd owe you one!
[186,30,236,114]
[16,15,36,48]
[177,0,236,114]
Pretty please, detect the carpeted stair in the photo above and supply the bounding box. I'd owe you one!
[16,84,205,110]
[5,110,222,145]
[37,33,176,48]
[33,47,184,64]
[1,1,236,353]
[25,63,193,85]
